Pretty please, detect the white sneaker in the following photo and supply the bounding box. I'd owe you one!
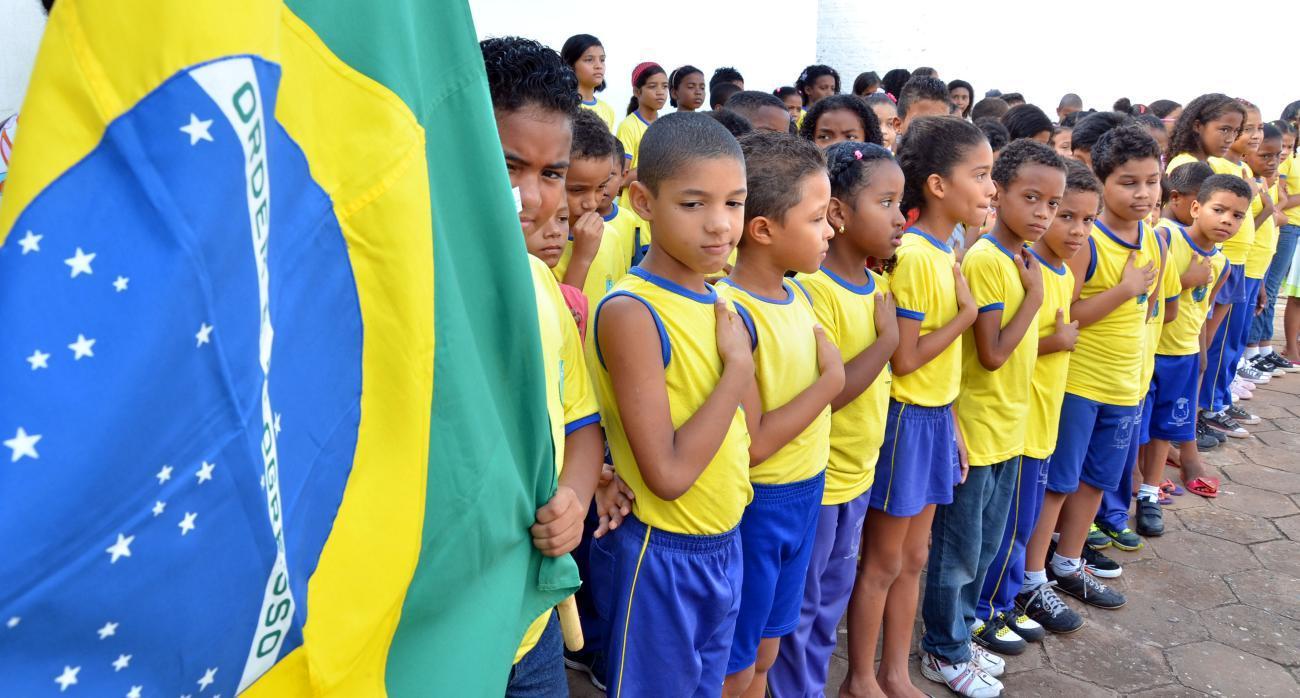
[921,652,1004,697]
[970,641,1007,677]
[1231,377,1254,400]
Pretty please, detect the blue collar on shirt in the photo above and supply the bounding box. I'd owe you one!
[602,201,620,223]
[1179,225,1218,257]
[716,277,793,305]
[634,111,652,127]
[979,233,1026,260]
[629,265,717,303]
[1093,218,1143,250]
[905,226,952,253]
[820,265,876,295]
[1028,247,1067,275]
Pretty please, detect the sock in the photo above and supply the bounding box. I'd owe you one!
[1246,346,1259,359]
[1050,553,1082,577]
[1262,346,1275,356]
[1023,569,1049,590]
[1137,483,1161,502]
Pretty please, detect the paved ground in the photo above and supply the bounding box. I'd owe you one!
[569,340,1300,697]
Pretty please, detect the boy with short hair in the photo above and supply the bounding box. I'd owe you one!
[588,111,755,696]
[896,77,954,136]
[554,109,629,311]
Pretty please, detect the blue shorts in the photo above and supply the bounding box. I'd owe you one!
[1048,393,1139,494]
[871,400,960,517]
[591,515,742,697]
[1149,354,1200,442]
[727,471,824,674]
[1214,263,1247,306]
[1138,387,1154,446]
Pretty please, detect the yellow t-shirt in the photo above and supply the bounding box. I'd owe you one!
[1209,157,1256,265]
[1141,228,1176,389]
[1246,180,1280,279]
[953,236,1039,466]
[589,266,753,535]
[796,268,892,504]
[1023,247,1075,459]
[1065,221,1161,406]
[581,97,616,132]
[1165,152,1199,174]
[517,255,601,663]
[553,222,632,312]
[888,228,961,407]
[606,201,649,266]
[1280,156,1300,226]
[616,112,652,209]
[716,278,830,485]
[1158,224,1229,356]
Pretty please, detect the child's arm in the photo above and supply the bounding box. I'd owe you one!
[743,326,846,465]
[1255,180,1276,229]
[1157,229,1179,325]
[1278,175,1300,210]
[1180,254,1212,291]
[532,423,604,556]
[892,263,978,376]
[598,297,753,501]
[971,250,1044,370]
[832,292,899,410]
[561,213,605,291]
[1038,309,1079,355]
[1066,250,1155,329]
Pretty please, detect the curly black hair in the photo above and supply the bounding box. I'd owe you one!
[970,97,1010,122]
[897,116,988,214]
[480,36,579,117]
[825,141,896,201]
[897,77,951,119]
[571,108,615,160]
[559,34,605,92]
[1070,111,1129,157]
[738,130,827,225]
[1063,159,1102,203]
[992,138,1066,188]
[1091,124,1161,183]
[638,112,744,195]
[1001,104,1054,141]
[1168,93,1246,160]
[1198,173,1252,204]
[710,66,744,90]
[798,94,883,145]
[975,117,1010,152]
[1059,109,1091,128]
[668,65,704,108]
[1167,161,1215,200]
[795,64,842,106]
[710,110,754,138]
[881,68,911,99]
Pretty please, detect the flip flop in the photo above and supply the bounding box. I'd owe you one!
[1185,476,1220,499]
[1158,490,1174,505]
[1160,479,1185,496]
[1165,457,1182,470]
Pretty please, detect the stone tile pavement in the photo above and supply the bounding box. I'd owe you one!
[569,358,1300,697]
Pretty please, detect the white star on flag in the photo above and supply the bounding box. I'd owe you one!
[64,247,95,277]
[196,460,215,484]
[97,621,118,639]
[18,230,42,254]
[274,412,283,435]
[105,533,134,564]
[26,349,50,370]
[197,667,217,691]
[68,334,96,360]
[126,685,142,698]
[181,113,214,145]
[112,653,132,672]
[5,427,41,462]
[6,617,19,628]
[113,276,129,292]
[55,666,79,691]
[152,500,166,516]
[156,464,173,484]
[179,512,197,536]
[196,322,213,347]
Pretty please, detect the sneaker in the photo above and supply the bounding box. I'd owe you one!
[1051,566,1127,609]
[920,652,1003,697]
[563,649,607,692]
[1252,354,1287,377]
[972,615,1026,656]
[1096,521,1144,551]
[1016,582,1084,634]
[1136,498,1164,537]
[1202,409,1250,439]
[969,642,1006,678]
[1004,610,1045,642]
[1238,363,1271,384]
[1086,523,1112,550]
[1225,404,1261,425]
[1266,353,1300,373]
[1232,376,1255,400]
[1082,543,1124,578]
[1196,422,1221,451]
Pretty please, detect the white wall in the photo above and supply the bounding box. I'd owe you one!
[0,0,47,119]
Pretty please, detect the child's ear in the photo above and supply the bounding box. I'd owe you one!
[926,172,946,201]
[827,197,847,231]
[746,215,776,246]
[990,183,1004,208]
[628,181,654,221]
[1189,199,1201,220]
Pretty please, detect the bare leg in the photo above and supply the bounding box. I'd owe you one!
[1025,491,1068,576]
[723,666,755,698]
[1176,440,1210,484]
[1285,297,1300,362]
[1056,484,1105,559]
[840,510,911,698]
[876,504,936,698]
[1141,439,1171,488]
[740,637,781,698]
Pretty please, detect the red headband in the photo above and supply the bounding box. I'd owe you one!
[631,62,660,88]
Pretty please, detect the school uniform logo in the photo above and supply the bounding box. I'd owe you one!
[1192,285,1209,302]
[1171,398,1191,426]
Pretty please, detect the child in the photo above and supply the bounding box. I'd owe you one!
[775,86,803,120]
[1001,104,1054,143]
[588,112,754,697]
[669,65,706,113]
[922,140,1062,687]
[770,142,903,698]
[1029,125,1161,616]
[554,109,630,312]
[1223,101,1273,392]
[853,71,881,97]
[1275,121,1300,364]
[711,66,745,92]
[795,64,841,112]
[725,91,796,134]
[616,62,668,209]
[948,79,975,119]
[561,34,615,131]
[716,132,843,698]
[798,94,884,148]
[897,77,955,135]
[711,82,744,112]
[840,116,986,698]
[988,159,1096,638]
[1246,124,1292,373]
[480,35,606,696]
[601,140,651,268]
[866,93,901,151]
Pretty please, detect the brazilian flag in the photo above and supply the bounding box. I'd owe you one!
[0,1,574,695]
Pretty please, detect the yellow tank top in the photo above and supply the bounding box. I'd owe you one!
[1023,248,1075,459]
[1065,220,1160,406]
[589,267,753,534]
[796,268,892,504]
[716,277,830,485]
[1246,181,1280,279]
[1158,224,1229,356]
[553,223,632,312]
[888,228,961,407]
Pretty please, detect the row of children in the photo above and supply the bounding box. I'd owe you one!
[482,34,1297,698]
